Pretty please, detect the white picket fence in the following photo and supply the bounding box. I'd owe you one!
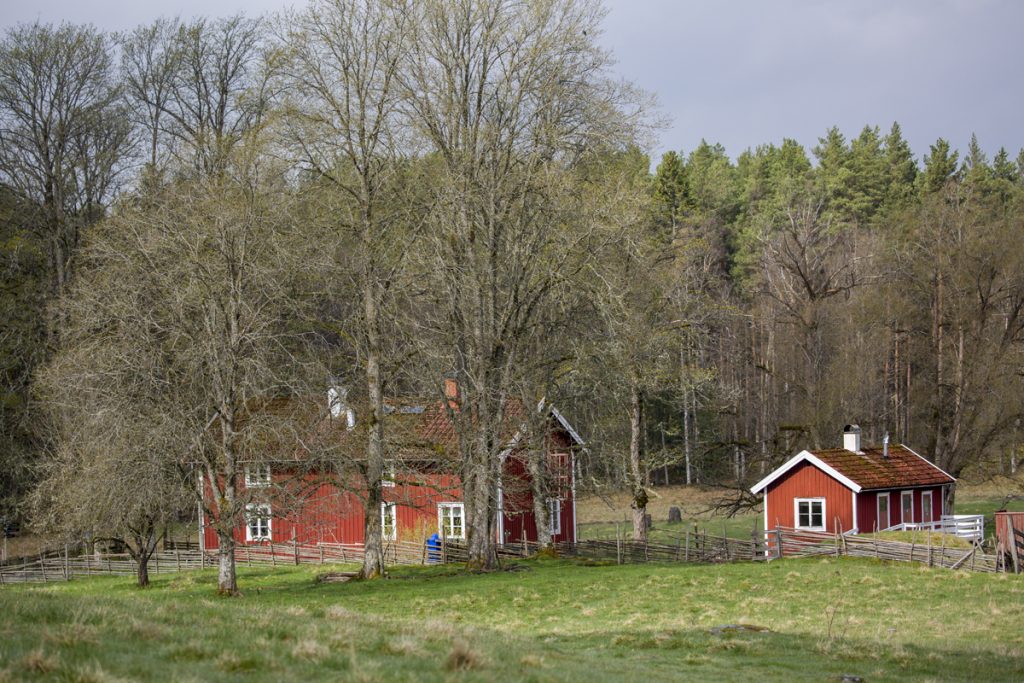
[885,514,984,542]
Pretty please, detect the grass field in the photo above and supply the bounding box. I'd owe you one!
[1,557,1022,682]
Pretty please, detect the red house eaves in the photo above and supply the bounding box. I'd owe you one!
[750,444,955,495]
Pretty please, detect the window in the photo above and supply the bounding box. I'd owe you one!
[382,460,397,488]
[877,492,890,530]
[548,499,562,536]
[438,503,465,540]
[244,464,271,488]
[245,504,271,541]
[381,502,397,541]
[901,491,914,524]
[921,491,933,524]
[794,498,825,531]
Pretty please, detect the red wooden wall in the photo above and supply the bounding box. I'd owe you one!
[765,461,853,533]
[855,486,945,533]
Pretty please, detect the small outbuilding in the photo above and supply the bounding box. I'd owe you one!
[750,425,956,536]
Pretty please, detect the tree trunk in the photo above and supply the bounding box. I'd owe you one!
[137,555,151,588]
[629,383,648,542]
[528,449,552,546]
[216,529,237,595]
[360,264,386,580]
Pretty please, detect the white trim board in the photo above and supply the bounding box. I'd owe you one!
[749,450,862,494]
[900,444,957,483]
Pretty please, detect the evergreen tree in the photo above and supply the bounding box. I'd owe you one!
[653,150,688,232]
[847,125,888,225]
[922,139,960,193]
[992,147,1018,182]
[883,122,918,207]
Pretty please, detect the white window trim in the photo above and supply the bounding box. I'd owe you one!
[877,492,890,530]
[245,503,271,542]
[381,502,397,541]
[244,464,271,488]
[901,490,914,524]
[548,498,562,535]
[921,490,934,524]
[793,497,826,531]
[382,460,397,488]
[437,502,465,540]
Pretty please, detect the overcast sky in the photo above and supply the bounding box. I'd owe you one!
[4,0,1021,164]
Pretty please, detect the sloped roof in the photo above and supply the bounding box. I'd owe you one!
[750,444,955,494]
[218,393,580,464]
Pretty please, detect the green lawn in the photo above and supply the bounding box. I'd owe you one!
[1,557,1022,682]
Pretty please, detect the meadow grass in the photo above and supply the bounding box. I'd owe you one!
[1,557,1022,682]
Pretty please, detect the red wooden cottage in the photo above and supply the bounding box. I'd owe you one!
[750,425,956,536]
[199,382,584,552]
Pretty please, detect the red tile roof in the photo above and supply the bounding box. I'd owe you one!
[810,445,954,490]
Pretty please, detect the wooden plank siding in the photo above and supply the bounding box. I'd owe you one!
[765,461,854,533]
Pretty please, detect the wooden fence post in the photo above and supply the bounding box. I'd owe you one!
[1009,519,1021,574]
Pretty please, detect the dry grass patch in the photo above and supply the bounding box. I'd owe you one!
[21,648,58,674]
[445,640,483,671]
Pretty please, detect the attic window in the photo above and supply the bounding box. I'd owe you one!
[794,498,825,531]
[382,460,397,488]
[244,464,271,488]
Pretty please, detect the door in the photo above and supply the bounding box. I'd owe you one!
[921,491,933,524]
[901,491,914,525]
[877,493,890,530]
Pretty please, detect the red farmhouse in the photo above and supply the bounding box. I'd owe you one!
[200,383,585,552]
[750,425,956,536]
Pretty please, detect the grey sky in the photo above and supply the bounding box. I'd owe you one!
[4,0,1021,164]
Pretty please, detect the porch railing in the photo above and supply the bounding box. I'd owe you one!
[884,514,984,542]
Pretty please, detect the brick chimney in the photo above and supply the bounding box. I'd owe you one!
[443,375,460,410]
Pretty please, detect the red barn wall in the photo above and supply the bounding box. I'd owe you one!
[765,461,853,533]
[203,471,462,549]
[500,446,576,544]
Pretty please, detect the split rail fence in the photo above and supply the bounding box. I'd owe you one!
[771,527,1003,572]
[0,529,764,585]
[3,525,1012,585]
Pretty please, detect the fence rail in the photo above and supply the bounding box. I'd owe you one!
[3,524,1008,585]
[771,527,1001,572]
[885,514,985,542]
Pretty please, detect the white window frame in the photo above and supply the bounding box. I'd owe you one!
[877,492,890,530]
[382,460,397,488]
[793,497,826,531]
[901,490,914,524]
[437,502,465,540]
[245,503,271,542]
[548,498,562,535]
[381,502,397,541]
[244,464,271,488]
[921,490,933,524]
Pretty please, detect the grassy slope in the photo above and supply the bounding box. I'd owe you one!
[1,558,1022,682]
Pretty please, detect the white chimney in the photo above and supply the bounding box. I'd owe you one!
[843,424,861,453]
[328,386,356,430]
